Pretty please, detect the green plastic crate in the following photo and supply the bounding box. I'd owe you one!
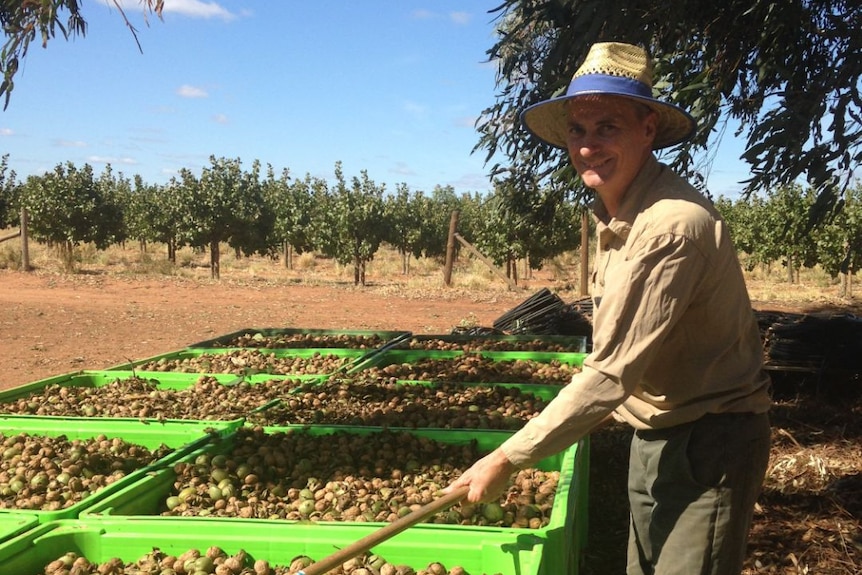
[0,416,238,523]
[347,349,587,384]
[187,327,411,349]
[404,334,587,353]
[0,370,321,422]
[82,426,587,575]
[106,347,372,376]
[0,513,38,545]
[246,377,565,429]
[0,517,552,575]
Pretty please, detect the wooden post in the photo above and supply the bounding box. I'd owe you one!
[443,210,459,287]
[20,208,31,272]
[454,233,518,290]
[579,209,589,296]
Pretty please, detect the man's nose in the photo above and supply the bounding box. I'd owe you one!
[578,139,599,157]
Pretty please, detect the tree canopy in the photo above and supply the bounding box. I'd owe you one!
[479,0,861,216]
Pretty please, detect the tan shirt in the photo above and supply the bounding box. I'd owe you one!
[500,156,772,468]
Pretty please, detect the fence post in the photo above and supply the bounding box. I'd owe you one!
[20,208,31,272]
[443,210,459,287]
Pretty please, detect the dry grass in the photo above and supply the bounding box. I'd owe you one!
[3,233,858,305]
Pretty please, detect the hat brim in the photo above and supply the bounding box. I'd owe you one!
[521,90,696,150]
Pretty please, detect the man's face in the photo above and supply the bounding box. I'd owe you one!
[565,95,657,203]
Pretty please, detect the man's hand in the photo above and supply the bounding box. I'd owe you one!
[443,447,517,503]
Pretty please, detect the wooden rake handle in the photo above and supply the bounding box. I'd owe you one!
[298,485,470,575]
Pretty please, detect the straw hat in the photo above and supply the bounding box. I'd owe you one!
[520,42,696,150]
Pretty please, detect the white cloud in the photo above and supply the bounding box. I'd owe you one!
[402,100,428,118]
[449,12,471,25]
[177,84,208,98]
[212,113,229,124]
[88,155,139,165]
[410,9,472,25]
[0,127,13,136]
[454,116,477,129]
[162,0,236,21]
[389,161,415,177]
[53,139,88,148]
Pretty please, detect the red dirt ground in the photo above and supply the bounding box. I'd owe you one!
[0,269,533,391]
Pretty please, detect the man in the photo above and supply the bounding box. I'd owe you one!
[445,42,772,575]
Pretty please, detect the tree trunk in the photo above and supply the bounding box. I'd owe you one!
[353,254,361,286]
[62,240,75,272]
[787,254,794,283]
[402,250,409,275]
[210,239,220,279]
[283,242,293,270]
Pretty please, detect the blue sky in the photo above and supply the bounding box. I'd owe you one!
[1,0,752,197]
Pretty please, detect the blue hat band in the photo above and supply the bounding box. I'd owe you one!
[566,74,653,100]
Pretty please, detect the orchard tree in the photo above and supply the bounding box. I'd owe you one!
[225,159,277,261]
[816,182,862,295]
[479,0,861,218]
[20,161,120,269]
[0,154,18,227]
[94,164,130,248]
[474,174,581,282]
[265,168,317,269]
[178,156,268,279]
[416,185,462,261]
[383,183,424,274]
[312,162,386,286]
[764,183,820,282]
[126,175,185,261]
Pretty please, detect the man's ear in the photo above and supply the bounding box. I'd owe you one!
[644,110,659,142]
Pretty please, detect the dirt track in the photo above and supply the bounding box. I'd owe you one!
[0,270,530,391]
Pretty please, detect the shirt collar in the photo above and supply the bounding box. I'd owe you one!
[592,155,662,244]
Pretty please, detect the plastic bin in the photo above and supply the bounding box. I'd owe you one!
[187,327,411,349]
[0,416,238,523]
[403,334,588,353]
[347,349,586,386]
[82,426,587,574]
[0,513,38,545]
[0,371,243,417]
[0,370,320,422]
[246,377,564,429]
[0,517,552,575]
[106,348,372,376]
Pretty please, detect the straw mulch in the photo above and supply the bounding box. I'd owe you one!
[582,369,862,575]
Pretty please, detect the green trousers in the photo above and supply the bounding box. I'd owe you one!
[626,411,771,575]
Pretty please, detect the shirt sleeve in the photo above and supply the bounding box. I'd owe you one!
[500,231,708,468]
